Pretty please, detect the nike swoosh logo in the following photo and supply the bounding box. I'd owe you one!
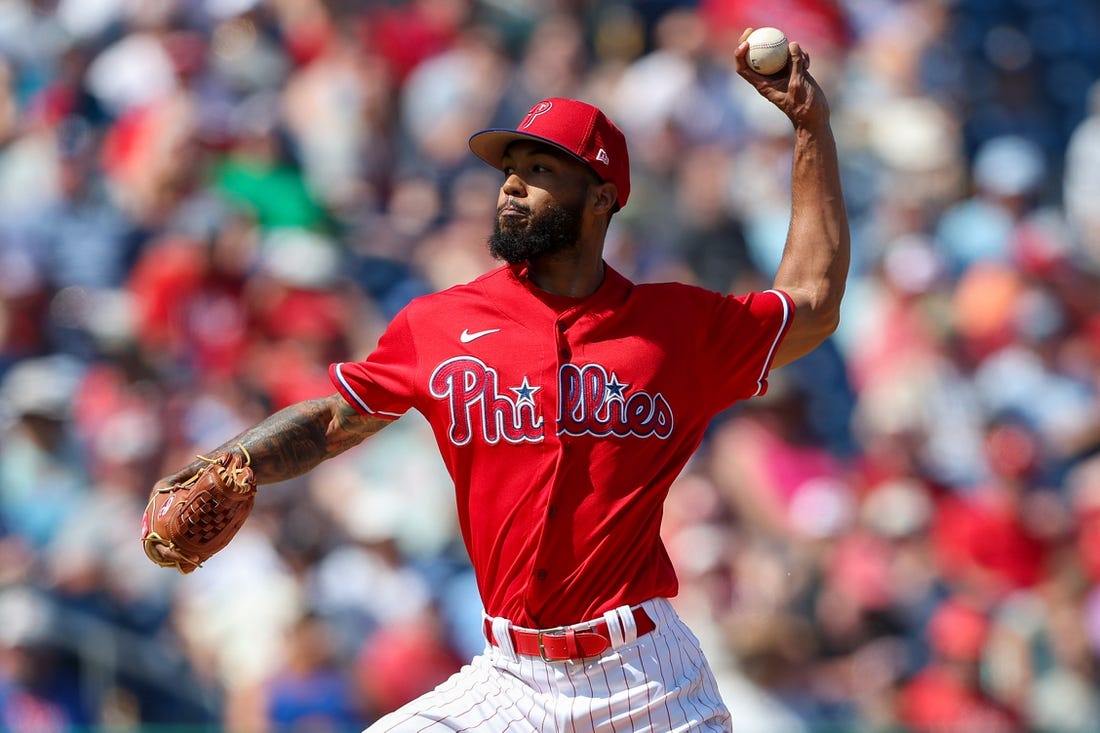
[460,328,501,344]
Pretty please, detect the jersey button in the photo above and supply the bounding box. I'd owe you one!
[558,348,570,359]
[548,505,558,517]
[535,569,548,580]
[557,322,567,332]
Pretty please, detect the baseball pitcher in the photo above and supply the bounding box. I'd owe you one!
[144,28,849,732]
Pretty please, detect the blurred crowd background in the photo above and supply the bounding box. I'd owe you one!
[1,0,1100,731]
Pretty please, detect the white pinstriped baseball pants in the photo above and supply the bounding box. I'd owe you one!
[364,598,732,732]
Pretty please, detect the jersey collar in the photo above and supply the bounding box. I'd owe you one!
[505,262,632,318]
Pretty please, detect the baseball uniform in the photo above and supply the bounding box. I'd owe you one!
[330,261,793,731]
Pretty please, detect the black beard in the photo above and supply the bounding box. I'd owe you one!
[488,199,584,265]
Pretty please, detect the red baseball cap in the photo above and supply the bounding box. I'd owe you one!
[469,98,631,211]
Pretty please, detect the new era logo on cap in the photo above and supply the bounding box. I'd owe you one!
[468,98,631,210]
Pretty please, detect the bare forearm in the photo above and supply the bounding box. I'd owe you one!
[776,121,850,313]
[217,395,348,483]
[770,120,851,365]
[162,394,389,487]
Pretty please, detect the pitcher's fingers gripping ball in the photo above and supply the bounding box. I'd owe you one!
[142,446,256,574]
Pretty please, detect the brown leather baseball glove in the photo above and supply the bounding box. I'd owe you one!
[141,447,256,574]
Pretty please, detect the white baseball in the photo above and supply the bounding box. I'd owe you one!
[746,27,790,76]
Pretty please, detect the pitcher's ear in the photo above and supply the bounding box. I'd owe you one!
[591,181,618,215]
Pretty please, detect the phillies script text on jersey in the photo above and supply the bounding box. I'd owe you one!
[429,357,673,445]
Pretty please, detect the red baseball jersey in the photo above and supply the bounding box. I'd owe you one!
[330,263,793,627]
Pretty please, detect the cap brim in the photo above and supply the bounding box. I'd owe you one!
[468,129,590,172]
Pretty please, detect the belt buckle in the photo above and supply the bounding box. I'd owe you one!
[536,626,568,662]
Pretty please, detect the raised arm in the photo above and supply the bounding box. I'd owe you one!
[734,30,851,368]
[156,393,391,489]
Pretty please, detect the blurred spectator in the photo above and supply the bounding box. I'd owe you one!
[0,356,87,550]
[930,415,1063,601]
[126,226,254,380]
[397,22,507,179]
[935,134,1051,277]
[0,587,83,732]
[263,612,363,733]
[897,597,1019,732]
[354,606,464,723]
[1064,79,1100,267]
[984,558,1100,733]
[212,99,331,232]
[709,373,855,543]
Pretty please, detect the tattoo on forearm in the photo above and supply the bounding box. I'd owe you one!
[160,396,390,488]
[330,400,389,453]
[229,399,332,483]
[199,396,389,486]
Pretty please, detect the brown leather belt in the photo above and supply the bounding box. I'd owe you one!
[484,606,656,662]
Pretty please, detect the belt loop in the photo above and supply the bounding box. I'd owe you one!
[602,608,627,648]
[564,627,580,659]
[616,605,638,645]
[490,616,519,662]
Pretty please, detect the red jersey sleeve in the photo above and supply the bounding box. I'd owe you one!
[701,288,794,405]
[329,307,417,419]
